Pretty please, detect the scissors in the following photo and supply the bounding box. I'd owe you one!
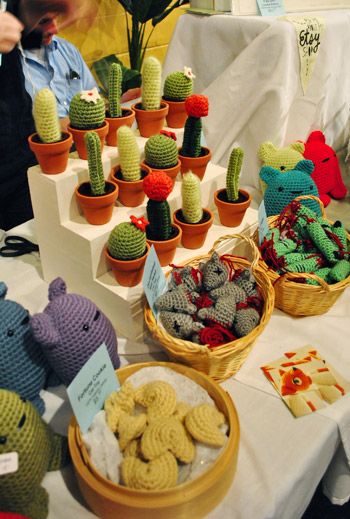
[0,235,39,257]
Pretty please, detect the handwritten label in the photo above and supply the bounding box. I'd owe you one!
[142,245,167,317]
[258,200,269,245]
[257,0,285,16]
[0,452,18,475]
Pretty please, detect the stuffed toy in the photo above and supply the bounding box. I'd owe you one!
[199,252,230,291]
[258,141,305,192]
[30,278,120,385]
[0,282,51,415]
[0,389,70,519]
[259,160,321,217]
[303,131,348,207]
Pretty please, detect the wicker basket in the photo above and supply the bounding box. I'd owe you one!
[144,234,275,381]
[252,195,350,317]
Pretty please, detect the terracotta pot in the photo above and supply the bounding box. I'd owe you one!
[163,98,187,128]
[28,131,73,174]
[131,101,169,138]
[68,121,109,160]
[75,180,118,225]
[178,146,212,180]
[105,243,149,287]
[214,188,252,227]
[105,108,135,147]
[146,224,182,267]
[173,208,214,249]
[141,159,181,185]
[110,164,151,207]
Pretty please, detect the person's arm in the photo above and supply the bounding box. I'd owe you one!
[0,11,23,53]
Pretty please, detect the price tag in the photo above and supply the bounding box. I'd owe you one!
[0,452,18,475]
[256,0,285,16]
[258,200,269,245]
[142,245,167,317]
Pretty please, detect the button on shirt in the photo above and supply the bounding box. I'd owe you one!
[21,36,98,118]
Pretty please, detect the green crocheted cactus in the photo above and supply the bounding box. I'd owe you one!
[33,88,61,143]
[143,171,173,241]
[107,217,147,260]
[226,147,244,202]
[141,56,162,111]
[108,62,122,118]
[85,131,105,196]
[117,126,141,181]
[181,172,203,224]
[163,70,193,101]
[69,88,105,129]
[144,133,178,169]
[181,94,209,158]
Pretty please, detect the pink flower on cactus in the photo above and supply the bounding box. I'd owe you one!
[130,215,149,232]
[185,94,209,118]
[143,171,173,201]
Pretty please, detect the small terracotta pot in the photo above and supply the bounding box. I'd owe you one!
[28,131,73,174]
[105,243,150,287]
[105,108,135,147]
[214,188,252,227]
[173,208,214,249]
[110,164,151,207]
[178,147,212,181]
[141,159,181,185]
[68,121,109,160]
[75,180,118,225]
[163,98,187,128]
[146,224,182,267]
[131,101,169,138]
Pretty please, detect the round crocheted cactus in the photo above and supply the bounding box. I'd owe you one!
[33,88,61,143]
[181,94,209,158]
[85,131,105,196]
[69,88,105,129]
[163,70,193,101]
[108,62,122,118]
[117,126,142,181]
[226,147,244,202]
[141,56,162,111]
[181,172,203,224]
[107,216,148,261]
[143,171,173,241]
[144,133,178,169]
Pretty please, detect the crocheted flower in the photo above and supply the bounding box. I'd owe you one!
[130,215,149,232]
[80,87,100,104]
[143,171,173,201]
[184,66,196,80]
[198,323,236,348]
[185,94,209,118]
[160,130,177,141]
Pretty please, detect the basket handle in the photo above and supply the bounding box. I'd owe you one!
[274,271,331,291]
[292,195,326,217]
[208,233,260,269]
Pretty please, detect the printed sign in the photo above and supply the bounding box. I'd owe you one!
[142,245,167,317]
[257,0,285,16]
[0,452,18,475]
[258,200,269,245]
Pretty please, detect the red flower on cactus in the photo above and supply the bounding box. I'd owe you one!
[160,130,177,141]
[199,323,236,348]
[185,94,209,118]
[130,215,149,232]
[143,171,173,201]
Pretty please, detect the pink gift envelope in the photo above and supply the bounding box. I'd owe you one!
[261,345,350,417]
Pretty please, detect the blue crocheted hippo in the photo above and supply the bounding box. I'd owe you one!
[30,278,120,385]
[259,160,321,217]
[0,282,50,415]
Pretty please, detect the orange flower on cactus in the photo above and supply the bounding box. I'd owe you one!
[130,215,148,232]
[143,171,173,201]
[185,94,209,118]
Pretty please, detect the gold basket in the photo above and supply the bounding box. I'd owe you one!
[252,195,350,317]
[144,233,275,382]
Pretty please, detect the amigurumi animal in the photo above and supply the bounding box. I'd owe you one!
[30,278,120,385]
[155,285,198,315]
[199,252,229,291]
[258,141,305,193]
[0,282,51,415]
[159,311,204,339]
[0,389,70,519]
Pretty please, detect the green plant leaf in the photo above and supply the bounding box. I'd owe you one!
[152,0,189,25]
[116,0,133,15]
[91,55,141,95]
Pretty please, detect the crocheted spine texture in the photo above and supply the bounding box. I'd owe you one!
[181,94,209,157]
[144,133,178,169]
[85,131,105,196]
[181,171,203,223]
[33,88,61,143]
[69,90,105,129]
[108,221,146,260]
[117,125,141,181]
[108,62,122,118]
[163,71,193,101]
[142,56,162,111]
[226,146,244,202]
[143,171,173,241]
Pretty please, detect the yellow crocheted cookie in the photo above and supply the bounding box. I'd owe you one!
[172,402,192,423]
[123,439,140,458]
[141,416,195,463]
[104,400,122,433]
[135,381,177,422]
[118,411,147,451]
[185,404,226,447]
[104,381,135,432]
[121,452,178,490]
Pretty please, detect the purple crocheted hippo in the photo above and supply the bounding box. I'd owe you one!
[30,278,120,385]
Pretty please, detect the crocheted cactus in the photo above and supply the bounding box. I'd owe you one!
[163,68,194,101]
[85,131,105,196]
[69,87,105,129]
[144,133,178,169]
[107,216,148,261]
[33,88,61,143]
[117,126,142,181]
[226,147,244,202]
[181,172,203,224]
[143,171,173,241]
[141,56,162,111]
[108,62,122,118]
[181,94,209,157]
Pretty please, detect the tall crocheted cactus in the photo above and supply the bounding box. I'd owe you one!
[85,131,105,196]
[141,56,162,111]
[107,216,148,261]
[181,94,209,157]
[181,172,203,224]
[144,133,178,169]
[163,68,194,101]
[108,62,122,118]
[117,126,141,181]
[226,147,244,202]
[143,171,173,241]
[69,87,105,129]
[33,88,61,143]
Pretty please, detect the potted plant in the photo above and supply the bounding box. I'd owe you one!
[68,87,109,159]
[132,56,169,137]
[110,125,151,207]
[214,146,251,227]
[162,67,195,128]
[105,215,150,287]
[143,171,182,266]
[142,131,181,184]
[75,131,118,225]
[28,88,73,174]
[105,63,135,147]
[173,172,214,249]
[178,94,211,180]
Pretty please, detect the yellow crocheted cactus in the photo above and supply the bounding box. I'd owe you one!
[141,56,162,111]
[117,126,141,181]
[181,172,203,224]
